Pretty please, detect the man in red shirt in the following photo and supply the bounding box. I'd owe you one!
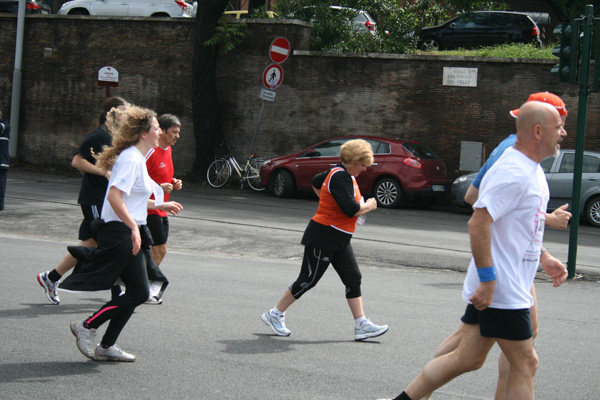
[145,114,182,304]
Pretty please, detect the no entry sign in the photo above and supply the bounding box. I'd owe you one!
[269,37,290,64]
[262,64,283,89]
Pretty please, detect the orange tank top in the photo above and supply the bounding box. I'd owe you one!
[312,167,361,235]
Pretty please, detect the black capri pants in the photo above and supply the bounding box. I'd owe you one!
[84,222,150,347]
[289,244,362,300]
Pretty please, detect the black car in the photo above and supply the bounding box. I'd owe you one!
[418,11,542,51]
[0,0,51,14]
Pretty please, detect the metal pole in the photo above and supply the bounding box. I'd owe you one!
[566,4,594,278]
[249,99,266,155]
[9,0,26,158]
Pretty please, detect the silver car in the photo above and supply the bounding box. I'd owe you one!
[57,0,193,17]
[329,6,377,35]
[451,149,600,227]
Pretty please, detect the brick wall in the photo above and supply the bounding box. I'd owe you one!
[1,15,599,194]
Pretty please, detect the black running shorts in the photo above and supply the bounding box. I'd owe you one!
[461,304,532,341]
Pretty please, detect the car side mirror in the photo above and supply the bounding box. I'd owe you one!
[306,148,321,157]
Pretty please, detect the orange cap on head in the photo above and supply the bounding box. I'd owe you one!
[510,92,568,118]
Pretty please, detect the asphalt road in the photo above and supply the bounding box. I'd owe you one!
[0,169,599,400]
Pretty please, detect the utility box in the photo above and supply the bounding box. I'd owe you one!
[459,141,483,172]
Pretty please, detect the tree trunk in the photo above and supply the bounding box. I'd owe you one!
[191,0,229,181]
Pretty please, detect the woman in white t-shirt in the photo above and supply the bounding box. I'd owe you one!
[63,105,183,362]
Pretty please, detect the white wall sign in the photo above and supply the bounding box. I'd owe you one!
[98,66,119,83]
[443,67,478,87]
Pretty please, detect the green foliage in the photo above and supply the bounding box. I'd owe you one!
[416,43,555,59]
[203,18,245,53]
[273,0,533,56]
[274,0,419,53]
[550,0,600,21]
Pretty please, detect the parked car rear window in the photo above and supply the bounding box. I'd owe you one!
[559,153,600,173]
[365,139,390,155]
[312,139,347,157]
[559,154,575,173]
[403,143,439,159]
[583,155,600,172]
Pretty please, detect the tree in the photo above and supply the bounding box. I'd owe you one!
[548,0,600,21]
[190,0,229,181]
[273,0,507,54]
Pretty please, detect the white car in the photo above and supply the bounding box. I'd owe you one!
[57,0,193,17]
[329,6,377,35]
[290,5,378,36]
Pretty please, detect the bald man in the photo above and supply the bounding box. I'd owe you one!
[379,101,568,400]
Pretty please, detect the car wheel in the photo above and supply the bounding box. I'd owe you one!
[585,196,600,227]
[420,38,440,51]
[69,9,89,15]
[374,177,402,208]
[272,169,294,198]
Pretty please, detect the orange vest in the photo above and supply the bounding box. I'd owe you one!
[312,167,361,235]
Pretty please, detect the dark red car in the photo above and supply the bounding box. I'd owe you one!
[259,135,448,208]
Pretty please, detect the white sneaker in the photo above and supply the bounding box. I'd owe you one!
[37,271,60,305]
[261,311,291,336]
[70,320,97,359]
[354,318,388,341]
[94,344,136,362]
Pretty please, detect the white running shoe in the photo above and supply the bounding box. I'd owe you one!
[94,344,136,362]
[261,311,291,336]
[37,271,60,305]
[354,318,389,341]
[70,320,97,359]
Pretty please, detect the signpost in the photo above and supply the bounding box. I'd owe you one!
[97,66,119,98]
[249,38,290,155]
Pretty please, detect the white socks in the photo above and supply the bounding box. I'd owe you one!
[355,316,368,329]
[270,307,285,318]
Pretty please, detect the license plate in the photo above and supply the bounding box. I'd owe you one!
[432,185,445,192]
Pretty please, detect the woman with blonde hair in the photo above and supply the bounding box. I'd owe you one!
[262,138,388,341]
[61,105,183,361]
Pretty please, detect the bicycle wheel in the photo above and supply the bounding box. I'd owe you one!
[206,159,231,188]
[245,159,266,191]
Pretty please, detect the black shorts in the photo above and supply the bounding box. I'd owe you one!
[461,304,533,341]
[146,214,169,246]
[78,204,101,241]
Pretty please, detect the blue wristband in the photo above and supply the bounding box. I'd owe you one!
[477,266,496,282]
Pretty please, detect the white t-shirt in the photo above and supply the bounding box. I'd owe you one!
[462,147,549,309]
[101,146,164,226]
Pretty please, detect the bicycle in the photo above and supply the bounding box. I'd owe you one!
[206,143,266,191]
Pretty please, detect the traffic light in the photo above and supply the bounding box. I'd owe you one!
[551,22,581,84]
[593,22,600,92]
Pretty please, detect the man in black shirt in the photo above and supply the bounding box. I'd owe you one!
[36,97,128,305]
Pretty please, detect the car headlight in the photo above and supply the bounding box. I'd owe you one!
[263,159,271,165]
[453,175,468,184]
